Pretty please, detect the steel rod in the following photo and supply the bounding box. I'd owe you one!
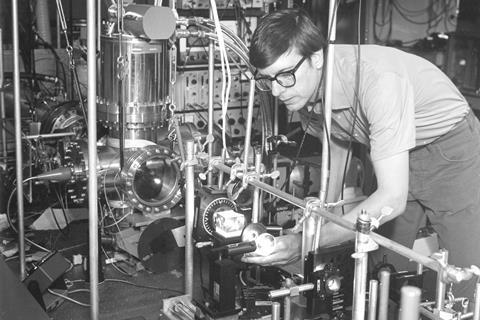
[184,140,195,296]
[207,10,214,186]
[434,250,448,311]
[251,150,262,223]
[474,282,480,320]
[0,28,6,160]
[269,283,314,299]
[271,302,281,320]
[87,0,99,317]
[22,132,76,139]
[377,270,390,320]
[352,252,368,320]
[398,286,421,320]
[12,0,26,280]
[367,279,378,320]
[242,80,256,171]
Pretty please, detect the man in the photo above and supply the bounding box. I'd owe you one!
[241,8,480,300]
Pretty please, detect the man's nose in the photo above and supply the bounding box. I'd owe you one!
[271,81,283,97]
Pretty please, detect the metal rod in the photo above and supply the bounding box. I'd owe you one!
[368,279,378,320]
[87,0,99,317]
[271,302,281,320]
[434,249,448,311]
[269,283,314,299]
[369,232,441,273]
[184,140,195,296]
[56,8,61,48]
[352,252,368,320]
[398,286,421,320]
[251,150,262,223]
[22,132,76,140]
[12,0,26,280]
[318,0,338,205]
[242,80,256,171]
[377,270,390,320]
[283,278,294,320]
[284,295,292,320]
[0,28,7,160]
[474,282,480,320]
[207,11,215,187]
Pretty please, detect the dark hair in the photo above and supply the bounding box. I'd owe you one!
[249,8,326,69]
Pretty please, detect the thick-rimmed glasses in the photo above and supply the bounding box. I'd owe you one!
[254,56,307,92]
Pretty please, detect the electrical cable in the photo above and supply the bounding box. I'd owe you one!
[102,246,134,277]
[6,178,52,253]
[47,288,91,307]
[103,278,184,294]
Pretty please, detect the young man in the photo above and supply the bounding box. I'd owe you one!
[242,8,480,300]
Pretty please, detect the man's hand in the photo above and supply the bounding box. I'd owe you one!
[240,233,302,266]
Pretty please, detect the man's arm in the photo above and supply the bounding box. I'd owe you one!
[319,150,410,247]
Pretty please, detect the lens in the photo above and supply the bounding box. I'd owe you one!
[276,73,295,87]
[255,78,272,91]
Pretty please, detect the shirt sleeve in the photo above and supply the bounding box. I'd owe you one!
[361,70,416,161]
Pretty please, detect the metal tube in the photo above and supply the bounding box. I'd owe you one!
[377,270,390,320]
[368,279,378,320]
[22,132,76,140]
[302,216,316,271]
[474,282,480,320]
[434,250,448,311]
[352,252,368,320]
[271,302,281,320]
[12,0,26,280]
[184,140,195,296]
[87,0,99,317]
[56,9,61,48]
[284,295,292,320]
[207,12,214,186]
[283,278,294,320]
[369,233,441,273]
[0,28,6,160]
[242,80,256,171]
[251,150,262,223]
[398,286,421,320]
[269,283,314,299]
[318,0,338,205]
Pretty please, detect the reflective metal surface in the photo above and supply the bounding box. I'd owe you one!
[97,35,169,142]
[122,145,182,212]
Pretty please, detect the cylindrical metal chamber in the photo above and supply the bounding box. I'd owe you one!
[97,34,170,143]
[61,141,182,211]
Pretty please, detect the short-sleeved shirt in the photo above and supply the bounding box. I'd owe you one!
[299,45,469,161]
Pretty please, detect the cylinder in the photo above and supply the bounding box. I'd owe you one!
[398,286,421,320]
[271,302,281,320]
[378,270,391,320]
[368,279,378,320]
[97,35,169,143]
[352,252,368,320]
[473,282,480,320]
[35,0,52,44]
[184,140,195,296]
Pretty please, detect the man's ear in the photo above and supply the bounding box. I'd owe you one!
[310,50,324,69]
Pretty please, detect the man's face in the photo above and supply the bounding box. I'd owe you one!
[256,50,322,112]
